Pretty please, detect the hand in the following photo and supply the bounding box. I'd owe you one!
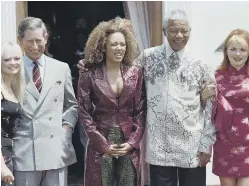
[1,165,14,184]
[104,144,121,157]
[62,124,73,132]
[112,143,133,157]
[77,59,88,73]
[105,143,133,158]
[197,151,211,167]
[201,83,216,101]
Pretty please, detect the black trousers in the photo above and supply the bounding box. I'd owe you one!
[150,164,206,186]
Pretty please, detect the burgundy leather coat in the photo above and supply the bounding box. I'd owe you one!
[77,63,146,186]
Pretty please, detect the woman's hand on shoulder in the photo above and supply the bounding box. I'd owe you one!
[77,59,89,73]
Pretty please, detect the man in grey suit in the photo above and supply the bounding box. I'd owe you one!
[13,17,78,186]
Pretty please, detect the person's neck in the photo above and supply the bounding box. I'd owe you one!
[1,73,14,88]
[25,54,42,62]
[105,60,121,72]
[232,64,245,71]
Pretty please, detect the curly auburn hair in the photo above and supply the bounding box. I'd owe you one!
[219,28,249,74]
[84,17,139,65]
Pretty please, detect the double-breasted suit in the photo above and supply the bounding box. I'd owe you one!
[77,63,146,186]
[13,54,78,173]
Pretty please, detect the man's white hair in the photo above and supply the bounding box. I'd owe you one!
[163,9,191,29]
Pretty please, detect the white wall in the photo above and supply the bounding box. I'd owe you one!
[163,1,249,185]
[1,1,17,45]
[187,1,249,69]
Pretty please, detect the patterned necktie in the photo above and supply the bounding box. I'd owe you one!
[168,52,180,72]
[33,62,42,93]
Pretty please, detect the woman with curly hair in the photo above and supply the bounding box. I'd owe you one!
[77,17,146,186]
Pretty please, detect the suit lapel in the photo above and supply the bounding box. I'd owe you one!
[25,64,40,101]
[37,56,56,107]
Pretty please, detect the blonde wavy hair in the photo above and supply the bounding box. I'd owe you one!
[84,17,139,65]
[1,42,25,104]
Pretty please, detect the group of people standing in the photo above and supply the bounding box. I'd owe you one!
[1,8,249,186]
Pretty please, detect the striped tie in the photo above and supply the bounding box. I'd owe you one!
[33,62,42,93]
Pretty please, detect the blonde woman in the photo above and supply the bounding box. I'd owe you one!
[1,42,25,185]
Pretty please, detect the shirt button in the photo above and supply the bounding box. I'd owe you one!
[50,135,54,138]
[49,117,52,121]
[54,99,57,102]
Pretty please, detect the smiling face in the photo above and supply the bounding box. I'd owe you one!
[1,44,23,76]
[19,28,47,61]
[165,19,190,51]
[226,35,249,70]
[105,32,126,64]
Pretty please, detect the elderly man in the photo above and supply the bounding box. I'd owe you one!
[77,9,216,186]
[134,9,216,186]
[13,17,78,186]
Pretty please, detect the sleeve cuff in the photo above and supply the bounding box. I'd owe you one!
[198,143,212,154]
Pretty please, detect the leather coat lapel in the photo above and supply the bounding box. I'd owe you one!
[94,64,118,106]
[118,64,136,107]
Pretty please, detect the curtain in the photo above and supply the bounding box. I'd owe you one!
[123,1,162,52]
[123,1,152,52]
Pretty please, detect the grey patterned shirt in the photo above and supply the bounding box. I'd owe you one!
[135,43,216,168]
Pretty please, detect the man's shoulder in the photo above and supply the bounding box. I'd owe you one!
[143,44,165,55]
[127,64,143,76]
[45,55,69,69]
[184,51,211,69]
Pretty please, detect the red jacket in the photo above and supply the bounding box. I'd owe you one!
[77,63,146,186]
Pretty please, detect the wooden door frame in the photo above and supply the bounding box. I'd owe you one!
[16,1,28,36]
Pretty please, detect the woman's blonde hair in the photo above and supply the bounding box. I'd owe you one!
[84,17,139,65]
[219,28,249,74]
[1,42,25,104]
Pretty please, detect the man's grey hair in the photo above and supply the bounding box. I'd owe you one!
[163,9,191,29]
[18,17,48,39]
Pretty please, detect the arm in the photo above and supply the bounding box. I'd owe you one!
[127,69,147,149]
[198,63,216,166]
[1,152,14,184]
[77,72,110,154]
[199,63,216,153]
[133,52,146,68]
[200,63,216,107]
[198,100,216,154]
[62,64,78,129]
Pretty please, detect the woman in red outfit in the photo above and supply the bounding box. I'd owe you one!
[203,29,249,186]
[77,17,146,186]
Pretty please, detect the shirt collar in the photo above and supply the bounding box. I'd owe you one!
[24,54,45,67]
[165,41,187,61]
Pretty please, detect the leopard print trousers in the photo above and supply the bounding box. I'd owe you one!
[101,127,136,186]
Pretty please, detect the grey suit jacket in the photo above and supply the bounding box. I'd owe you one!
[13,55,78,171]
